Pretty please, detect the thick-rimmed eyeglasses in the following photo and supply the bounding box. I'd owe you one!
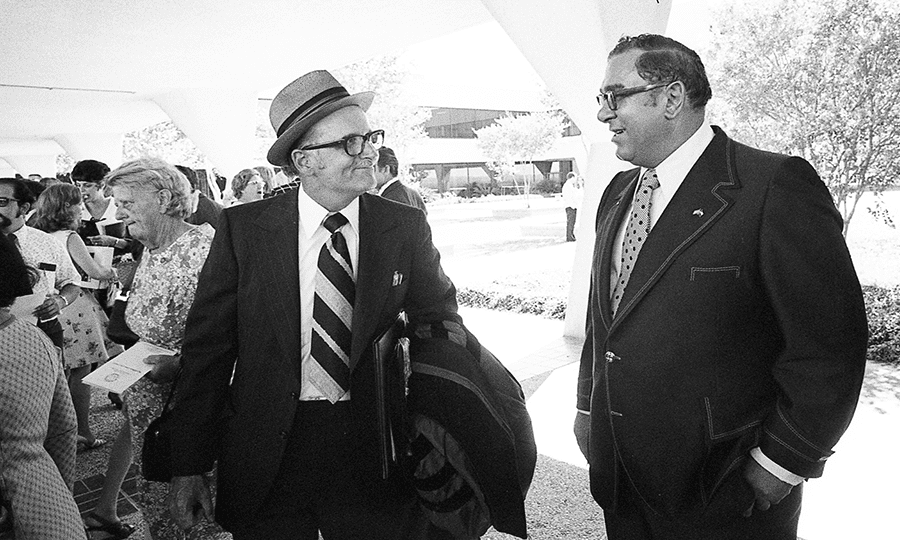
[0,197,20,208]
[300,129,385,156]
[596,82,673,111]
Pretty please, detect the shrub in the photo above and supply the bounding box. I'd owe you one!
[864,285,900,365]
[458,284,900,366]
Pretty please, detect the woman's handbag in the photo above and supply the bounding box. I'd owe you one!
[142,381,177,482]
[106,290,139,348]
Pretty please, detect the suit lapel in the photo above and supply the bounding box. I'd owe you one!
[597,169,640,331]
[252,191,301,364]
[350,194,402,372]
[611,130,739,326]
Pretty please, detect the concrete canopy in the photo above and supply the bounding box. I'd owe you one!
[0,0,496,175]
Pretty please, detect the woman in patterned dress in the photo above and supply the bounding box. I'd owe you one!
[34,183,118,449]
[0,230,84,539]
[106,158,226,539]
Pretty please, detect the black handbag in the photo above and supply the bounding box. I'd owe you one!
[142,382,176,482]
[107,292,140,348]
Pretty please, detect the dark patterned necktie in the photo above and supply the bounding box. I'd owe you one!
[611,168,660,315]
[310,213,355,402]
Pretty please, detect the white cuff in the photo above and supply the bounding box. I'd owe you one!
[750,447,804,486]
[577,409,590,416]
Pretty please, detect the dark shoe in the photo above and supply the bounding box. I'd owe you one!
[84,512,135,539]
[108,392,124,410]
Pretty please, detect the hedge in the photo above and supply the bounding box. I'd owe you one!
[458,284,900,366]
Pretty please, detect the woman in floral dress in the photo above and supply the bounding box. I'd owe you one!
[106,158,227,539]
[33,183,118,450]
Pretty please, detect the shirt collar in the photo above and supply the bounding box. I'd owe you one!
[297,185,360,240]
[647,119,714,197]
[377,177,400,196]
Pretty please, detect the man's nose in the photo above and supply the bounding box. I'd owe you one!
[597,102,615,123]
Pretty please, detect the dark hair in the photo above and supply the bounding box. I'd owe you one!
[71,159,110,184]
[34,183,82,233]
[24,179,45,200]
[0,230,39,308]
[175,165,199,190]
[377,147,399,178]
[0,177,36,207]
[610,34,711,108]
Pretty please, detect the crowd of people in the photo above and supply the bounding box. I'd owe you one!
[0,34,870,540]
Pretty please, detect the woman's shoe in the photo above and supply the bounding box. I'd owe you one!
[84,512,135,539]
[77,436,107,452]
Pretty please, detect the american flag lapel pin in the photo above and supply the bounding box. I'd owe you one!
[393,271,403,286]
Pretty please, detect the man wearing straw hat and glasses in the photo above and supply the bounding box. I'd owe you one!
[167,71,462,538]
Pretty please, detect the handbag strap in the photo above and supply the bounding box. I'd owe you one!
[160,364,183,413]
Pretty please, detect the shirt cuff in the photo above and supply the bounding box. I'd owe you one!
[577,409,590,416]
[750,447,805,486]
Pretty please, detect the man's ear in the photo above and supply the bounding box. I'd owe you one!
[17,202,31,218]
[291,149,309,173]
[664,81,687,119]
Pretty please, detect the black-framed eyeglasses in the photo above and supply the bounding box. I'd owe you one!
[300,129,385,156]
[596,82,673,111]
[0,197,20,208]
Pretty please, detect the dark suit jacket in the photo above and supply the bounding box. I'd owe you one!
[576,127,868,523]
[381,180,428,215]
[170,191,459,530]
[186,193,223,230]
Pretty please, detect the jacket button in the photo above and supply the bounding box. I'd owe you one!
[280,430,289,440]
[290,391,299,400]
[605,351,620,363]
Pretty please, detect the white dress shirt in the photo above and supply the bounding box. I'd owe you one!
[296,187,359,401]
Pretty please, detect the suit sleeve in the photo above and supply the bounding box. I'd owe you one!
[757,156,868,478]
[170,209,241,475]
[403,209,460,327]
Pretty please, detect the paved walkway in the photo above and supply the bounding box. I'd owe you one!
[77,306,897,539]
[460,307,899,540]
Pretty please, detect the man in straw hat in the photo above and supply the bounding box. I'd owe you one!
[166,71,467,538]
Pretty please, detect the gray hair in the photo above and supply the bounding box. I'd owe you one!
[106,157,193,219]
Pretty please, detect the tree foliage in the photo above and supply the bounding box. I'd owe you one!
[123,121,207,168]
[334,55,431,178]
[708,0,900,235]
[473,111,566,197]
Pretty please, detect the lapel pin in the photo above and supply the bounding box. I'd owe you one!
[692,208,704,217]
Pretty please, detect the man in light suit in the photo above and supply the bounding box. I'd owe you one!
[574,35,868,539]
[167,70,461,539]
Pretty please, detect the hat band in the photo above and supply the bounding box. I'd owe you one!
[276,86,351,137]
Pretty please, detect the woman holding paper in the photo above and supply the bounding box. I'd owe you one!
[106,158,221,539]
[34,184,118,450]
[0,232,84,539]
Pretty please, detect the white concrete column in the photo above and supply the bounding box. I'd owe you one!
[0,139,65,177]
[55,133,125,168]
[479,0,673,338]
[152,88,258,178]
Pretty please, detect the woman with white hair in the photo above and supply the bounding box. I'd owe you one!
[103,158,225,538]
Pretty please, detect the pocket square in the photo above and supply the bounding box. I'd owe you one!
[392,271,404,286]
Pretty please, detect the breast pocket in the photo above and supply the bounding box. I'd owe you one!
[690,266,741,281]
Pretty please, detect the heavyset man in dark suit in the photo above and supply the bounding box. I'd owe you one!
[574,34,868,539]
[167,70,463,539]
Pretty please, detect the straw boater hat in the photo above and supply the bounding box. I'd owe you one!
[267,70,375,167]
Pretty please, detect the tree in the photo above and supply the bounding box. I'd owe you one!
[123,121,207,168]
[334,56,431,179]
[473,111,566,206]
[708,0,900,236]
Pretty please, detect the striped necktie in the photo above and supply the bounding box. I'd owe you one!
[611,168,660,315]
[310,212,355,403]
